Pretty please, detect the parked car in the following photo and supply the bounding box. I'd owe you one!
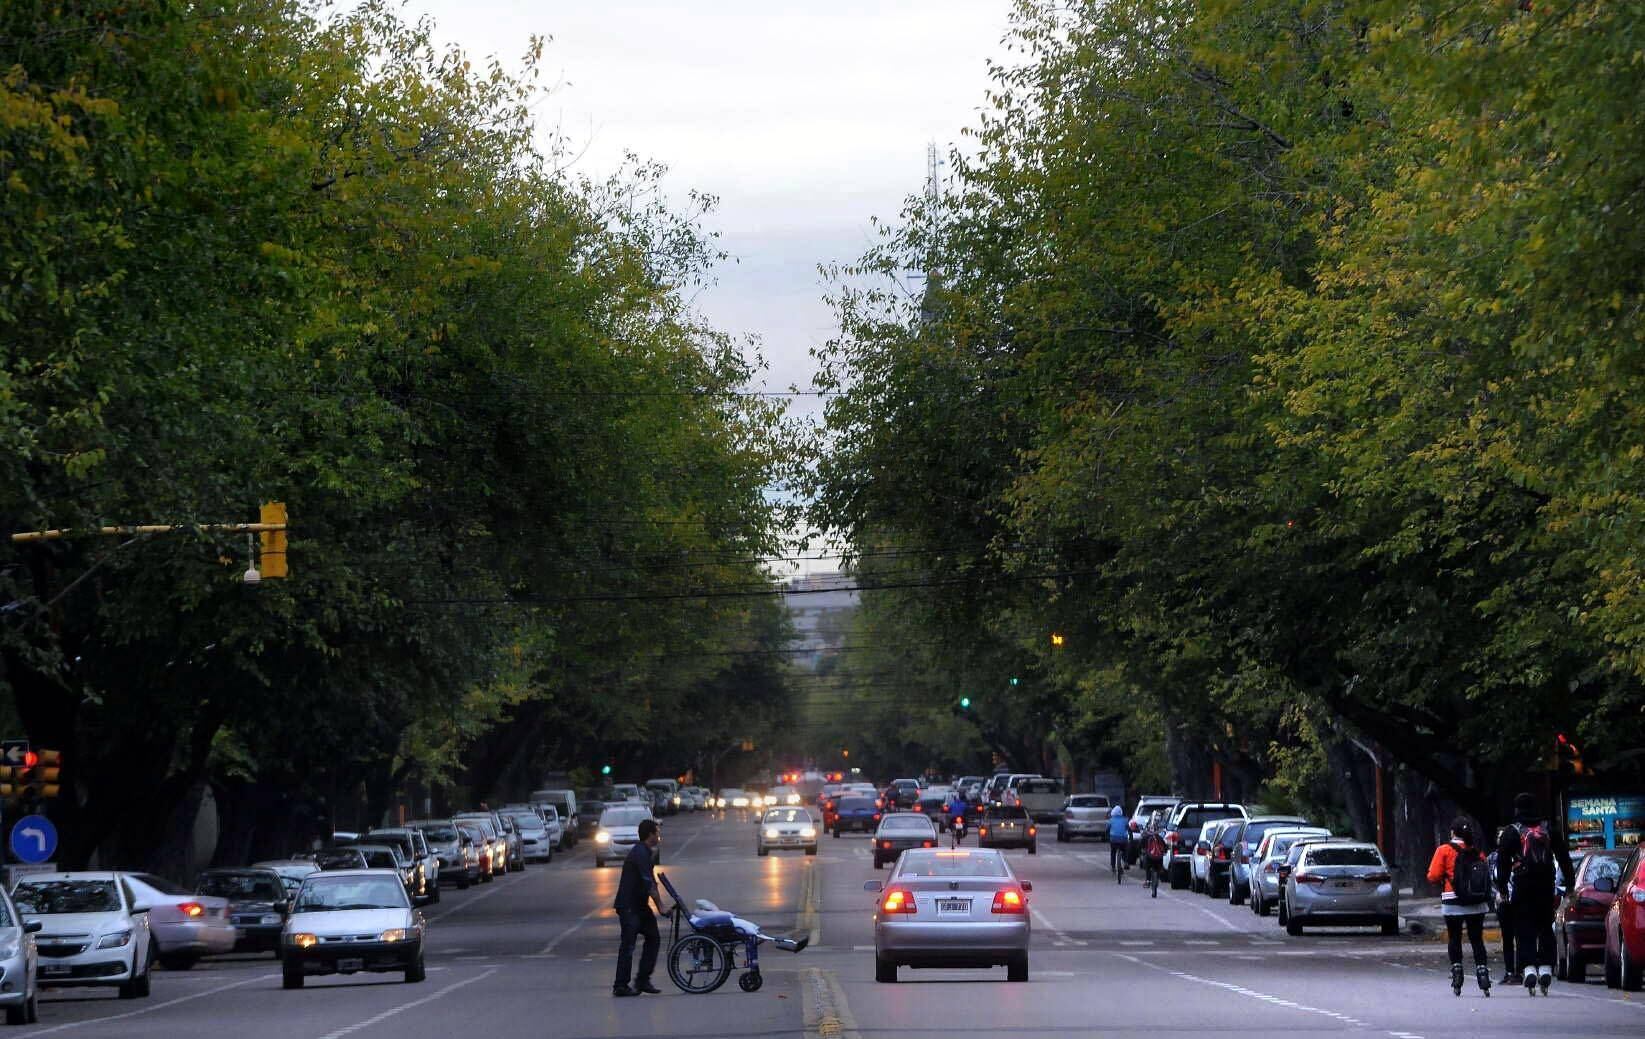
[452,814,510,876]
[408,819,480,889]
[196,868,291,956]
[281,870,425,988]
[456,823,499,881]
[370,828,439,903]
[1005,776,1065,822]
[1165,802,1249,890]
[530,789,580,846]
[0,885,39,1023]
[593,803,657,868]
[758,807,820,856]
[1603,844,1645,991]
[251,860,321,900]
[122,873,234,970]
[1057,794,1112,843]
[1225,815,1311,905]
[977,805,1038,854]
[1557,847,1630,982]
[1247,828,1331,917]
[1188,818,1239,896]
[14,872,153,999]
[832,796,881,836]
[315,848,369,871]
[574,794,605,838]
[1281,841,1398,936]
[503,809,555,863]
[866,847,1030,983]
[873,812,939,869]
[1127,794,1182,863]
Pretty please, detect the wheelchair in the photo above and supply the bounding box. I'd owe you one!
[659,872,808,994]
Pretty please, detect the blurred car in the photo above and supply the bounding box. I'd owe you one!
[251,860,321,900]
[315,848,369,871]
[1247,828,1331,916]
[0,885,39,1023]
[281,870,425,988]
[866,847,1030,983]
[915,787,950,829]
[1165,802,1248,890]
[882,779,922,811]
[978,805,1038,854]
[1225,815,1311,904]
[1557,847,1630,982]
[452,814,510,876]
[502,809,555,863]
[1190,818,1241,895]
[538,805,566,852]
[1056,794,1113,843]
[530,789,580,846]
[457,823,499,881]
[1603,844,1645,991]
[197,868,290,955]
[1005,776,1065,822]
[408,819,481,889]
[122,873,233,970]
[758,807,819,856]
[15,872,153,999]
[722,788,752,810]
[495,813,527,869]
[593,803,657,868]
[772,785,803,807]
[370,828,438,903]
[832,796,882,836]
[574,794,606,837]
[874,813,940,869]
[1126,794,1182,863]
[1281,841,1398,936]
[339,838,420,899]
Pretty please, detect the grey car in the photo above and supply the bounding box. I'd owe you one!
[978,805,1038,853]
[370,828,439,904]
[1056,794,1113,843]
[872,813,939,869]
[407,819,480,889]
[867,847,1031,983]
[196,868,289,955]
[0,886,41,1023]
[1225,815,1311,904]
[1247,828,1330,916]
[1282,841,1399,936]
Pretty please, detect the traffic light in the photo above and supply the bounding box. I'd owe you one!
[600,764,612,776]
[959,696,971,709]
[29,749,61,799]
[1555,733,1585,776]
[1008,677,1020,687]
[1050,632,1065,648]
[259,502,288,579]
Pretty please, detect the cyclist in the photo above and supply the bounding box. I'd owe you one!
[1140,812,1168,897]
[1107,805,1129,876]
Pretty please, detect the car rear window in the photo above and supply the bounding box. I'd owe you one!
[1306,846,1385,868]
[1068,796,1109,808]
[897,851,1008,878]
[882,815,936,832]
[1175,806,1241,832]
[838,797,874,811]
[198,873,283,901]
[415,824,458,841]
[985,805,1029,820]
[1018,779,1061,794]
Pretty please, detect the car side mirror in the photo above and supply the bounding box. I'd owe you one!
[131,904,151,914]
[24,920,42,934]
[1021,881,1032,892]
[863,880,883,893]
[1595,876,1616,894]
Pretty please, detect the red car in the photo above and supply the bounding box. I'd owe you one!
[1556,849,1630,982]
[1603,844,1645,991]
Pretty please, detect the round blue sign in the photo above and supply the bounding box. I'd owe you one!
[10,816,57,864]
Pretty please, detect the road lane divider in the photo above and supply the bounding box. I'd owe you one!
[528,904,609,958]
[796,859,821,946]
[803,967,858,1039]
[317,966,498,1039]
[27,972,280,1036]
[1112,952,1368,1028]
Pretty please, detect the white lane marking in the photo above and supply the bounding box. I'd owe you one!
[1119,941,1155,947]
[1161,890,1247,933]
[1113,952,1367,1027]
[317,967,498,1039]
[1029,905,1087,948]
[28,972,279,1035]
[1388,1032,1425,1039]
[529,904,609,957]
[1185,939,1220,946]
[852,945,875,952]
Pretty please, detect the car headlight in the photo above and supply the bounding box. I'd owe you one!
[379,928,408,943]
[764,828,781,839]
[595,831,611,844]
[289,933,318,949]
[672,796,681,805]
[0,941,19,961]
[96,930,133,949]
[801,827,817,839]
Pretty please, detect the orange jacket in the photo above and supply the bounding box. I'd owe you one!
[1426,840,1473,898]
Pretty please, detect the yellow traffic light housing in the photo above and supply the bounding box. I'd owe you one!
[259,502,288,579]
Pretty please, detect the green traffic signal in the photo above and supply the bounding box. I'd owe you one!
[959,696,971,709]
[1008,676,1020,686]
[600,764,612,775]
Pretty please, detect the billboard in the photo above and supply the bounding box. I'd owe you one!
[1566,795,1645,849]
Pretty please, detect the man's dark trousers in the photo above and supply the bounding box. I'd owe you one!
[615,907,659,990]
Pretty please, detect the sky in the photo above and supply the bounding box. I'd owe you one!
[408,1,1018,571]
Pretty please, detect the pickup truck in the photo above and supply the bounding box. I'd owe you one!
[1007,776,1068,822]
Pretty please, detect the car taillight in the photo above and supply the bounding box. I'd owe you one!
[875,799,884,809]
[1294,871,1325,884]
[979,826,989,837]
[1363,872,1391,884]
[922,840,935,848]
[991,889,1026,914]
[881,840,893,849]
[1214,846,1229,861]
[178,902,205,918]
[915,805,925,812]
[1128,820,1140,833]
[1166,831,1179,847]
[881,889,917,914]
[872,813,882,822]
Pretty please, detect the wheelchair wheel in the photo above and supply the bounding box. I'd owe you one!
[668,934,732,994]
[739,969,763,992]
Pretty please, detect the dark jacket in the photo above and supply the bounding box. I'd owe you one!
[614,841,659,912]
[1494,813,1575,899]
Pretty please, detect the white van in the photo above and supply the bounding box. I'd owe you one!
[530,789,579,849]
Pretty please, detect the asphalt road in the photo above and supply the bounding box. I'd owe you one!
[14,810,1645,1038]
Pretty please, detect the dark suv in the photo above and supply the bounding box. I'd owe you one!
[882,779,921,811]
[197,868,289,955]
[1164,802,1248,890]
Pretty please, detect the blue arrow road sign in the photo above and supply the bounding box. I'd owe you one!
[10,816,57,864]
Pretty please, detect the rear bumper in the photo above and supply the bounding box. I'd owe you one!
[154,920,237,956]
[1564,920,1606,956]
[1291,888,1398,922]
[877,920,1029,964]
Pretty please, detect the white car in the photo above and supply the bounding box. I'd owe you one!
[281,870,425,988]
[593,804,657,868]
[757,807,819,856]
[1191,819,1242,894]
[0,886,40,1023]
[722,788,752,809]
[772,786,803,807]
[503,810,555,863]
[539,805,566,851]
[14,872,154,999]
[123,872,235,969]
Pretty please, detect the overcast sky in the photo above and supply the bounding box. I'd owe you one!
[409,1,1016,570]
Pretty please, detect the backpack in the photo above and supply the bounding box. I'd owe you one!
[1510,822,1554,899]
[1451,846,1492,906]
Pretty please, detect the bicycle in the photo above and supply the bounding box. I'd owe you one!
[1144,858,1160,897]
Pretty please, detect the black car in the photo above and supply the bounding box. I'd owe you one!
[197,868,289,955]
[882,779,921,811]
[831,796,881,836]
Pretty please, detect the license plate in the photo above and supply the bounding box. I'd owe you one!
[337,958,365,972]
[1330,880,1354,890]
[937,899,970,916]
[39,966,70,977]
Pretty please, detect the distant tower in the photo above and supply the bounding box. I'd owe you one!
[920,142,944,326]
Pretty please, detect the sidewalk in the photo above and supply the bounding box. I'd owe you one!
[1399,888,1503,940]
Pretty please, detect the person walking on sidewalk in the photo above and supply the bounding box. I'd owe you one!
[1427,817,1493,996]
[1495,792,1574,996]
[612,819,671,997]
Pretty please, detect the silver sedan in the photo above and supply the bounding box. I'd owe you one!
[866,848,1031,983]
[757,807,819,856]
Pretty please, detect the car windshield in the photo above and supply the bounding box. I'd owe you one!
[602,807,651,827]
[198,873,284,902]
[985,806,1028,820]
[507,814,546,831]
[416,824,458,842]
[293,876,408,912]
[897,851,1008,878]
[765,808,809,824]
[1018,779,1060,794]
[15,880,121,915]
[881,815,935,832]
[1068,796,1107,808]
[131,873,190,896]
[1175,806,1241,832]
[1307,847,1384,867]
[358,848,399,869]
